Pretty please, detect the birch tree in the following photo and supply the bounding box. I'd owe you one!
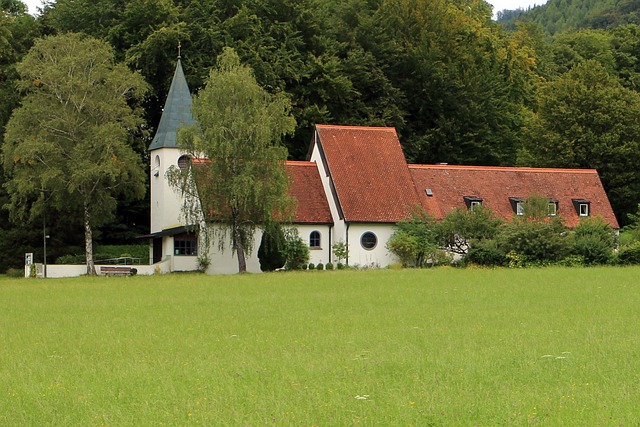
[168,47,295,273]
[3,33,148,275]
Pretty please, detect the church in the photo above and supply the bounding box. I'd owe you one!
[147,59,619,274]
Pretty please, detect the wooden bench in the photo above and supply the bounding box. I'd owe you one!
[100,266,132,276]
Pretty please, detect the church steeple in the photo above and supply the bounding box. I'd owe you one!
[148,54,194,151]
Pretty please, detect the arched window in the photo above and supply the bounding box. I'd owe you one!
[360,232,377,250]
[153,155,160,177]
[309,231,321,248]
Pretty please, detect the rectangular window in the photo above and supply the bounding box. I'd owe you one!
[463,196,483,211]
[509,197,524,216]
[174,233,197,256]
[548,201,558,216]
[579,203,589,217]
[572,199,591,217]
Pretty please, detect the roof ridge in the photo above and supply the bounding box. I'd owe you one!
[408,164,598,174]
[316,124,396,132]
[285,160,315,166]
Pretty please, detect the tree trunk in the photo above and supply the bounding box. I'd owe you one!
[232,213,247,274]
[84,203,96,275]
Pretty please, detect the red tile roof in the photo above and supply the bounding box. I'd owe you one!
[191,158,332,224]
[409,164,619,228]
[314,124,420,223]
[285,161,333,224]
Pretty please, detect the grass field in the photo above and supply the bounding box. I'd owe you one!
[1,267,639,426]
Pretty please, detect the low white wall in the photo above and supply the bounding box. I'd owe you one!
[25,262,167,278]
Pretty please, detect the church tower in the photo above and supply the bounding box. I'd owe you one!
[148,53,195,263]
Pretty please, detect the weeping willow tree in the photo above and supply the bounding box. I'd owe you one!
[167,47,296,273]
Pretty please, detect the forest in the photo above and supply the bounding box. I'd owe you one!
[498,0,640,34]
[2,0,640,271]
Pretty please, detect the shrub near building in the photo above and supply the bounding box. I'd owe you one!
[389,196,621,268]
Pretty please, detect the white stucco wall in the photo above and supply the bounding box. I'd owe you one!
[345,223,398,268]
[204,228,263,274]
[150,148,186,234]
[308,135,399,269]
[297,224,332,266]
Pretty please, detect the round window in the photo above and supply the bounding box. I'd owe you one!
[177,155,191,171]
[360,232,377,250]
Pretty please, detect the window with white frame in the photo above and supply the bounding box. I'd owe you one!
[572,199,591,217]
[463,196,483,211]
[548,200,558,216]
[509,197,525,216]
[579,203,589,217]
[309,230,321,248]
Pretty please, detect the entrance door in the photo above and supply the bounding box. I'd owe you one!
[153,237,163,264]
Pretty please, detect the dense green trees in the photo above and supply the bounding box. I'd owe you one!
[4,0,640,271]
[520,60,640,222]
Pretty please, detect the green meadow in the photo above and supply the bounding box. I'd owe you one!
[2,267,640,426]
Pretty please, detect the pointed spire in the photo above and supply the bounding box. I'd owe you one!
[148,56,195,151]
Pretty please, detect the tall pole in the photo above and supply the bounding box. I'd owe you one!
[43,208,47,278]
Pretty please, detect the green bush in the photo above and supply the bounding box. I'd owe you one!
[56,254,84,264]
[56,245,150,265]
[258,223,287,271]
[438,206,503,255]
[618,231,637,247]
[464,240,507,266]
[283,229,310,270]
[325,262,333,270]
[572,217,615,265]
[556,255,586,267]
[332,241,349,265]
[6,268,24,278]
[95,245,149,260]
[316,263,324,271]
[386,208,439,267]
[308,263,315,270]
[497,218,571,264]
[336,263,344,270]
[616,241,640,265]
[573,235,613,265]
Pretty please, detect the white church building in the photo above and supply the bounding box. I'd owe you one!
[146,59,619,274]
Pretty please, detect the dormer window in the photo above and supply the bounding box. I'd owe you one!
[572,199,591,217]
[548,200,558,216]
[509,197,525,216]
[463,196,483,211]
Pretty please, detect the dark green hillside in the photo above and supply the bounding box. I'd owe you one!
[497,0,640,33]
